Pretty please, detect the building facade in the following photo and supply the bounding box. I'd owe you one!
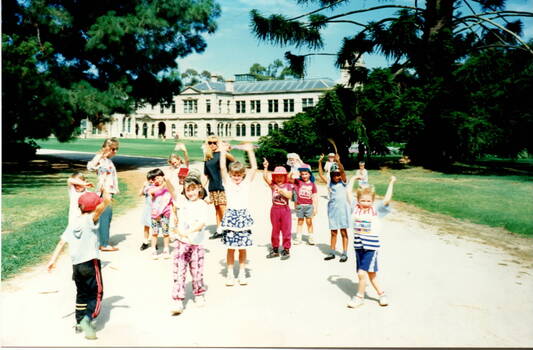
[83,76,337,141]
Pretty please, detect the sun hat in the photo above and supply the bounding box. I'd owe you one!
[78,192,103,213]
[272,166,288,175]
[327,153,335,157]
[298,163,315,182]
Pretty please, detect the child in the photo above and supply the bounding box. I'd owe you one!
[219,142,257,286]
[347,176,396,308]
[355,161,369,188]
[323,153,337,184]
[262,159,293,260]
[146,168,174,260]
[169,176,209,315]
[286,153,303,207]
[47,190,112,340]
[67,172,93,226]
[318,153,351,262]
[138,174,154,251]
[289,164,318,245]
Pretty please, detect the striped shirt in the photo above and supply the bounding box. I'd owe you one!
[353,201,390,250]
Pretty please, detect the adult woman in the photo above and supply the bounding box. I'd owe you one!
[87,137,120,251]
[202,135,235,239]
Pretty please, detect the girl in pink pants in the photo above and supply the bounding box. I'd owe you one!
[262,159,293,260]
[170,176,209,315]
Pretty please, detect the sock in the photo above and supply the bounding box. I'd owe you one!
[342,250,347,256]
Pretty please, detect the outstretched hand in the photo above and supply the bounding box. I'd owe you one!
[390,175,397,183]
[319,154,324,162]
[263,158,269,169]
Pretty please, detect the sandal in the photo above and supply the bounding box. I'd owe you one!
[100,246,119,251]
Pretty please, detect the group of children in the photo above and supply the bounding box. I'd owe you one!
[47,140,397,340]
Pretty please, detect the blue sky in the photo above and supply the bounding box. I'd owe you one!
[178,0,533,82]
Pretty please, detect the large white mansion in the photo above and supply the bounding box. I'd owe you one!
[83,73,346,141]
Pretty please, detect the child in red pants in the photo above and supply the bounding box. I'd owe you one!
[262,159,293,260]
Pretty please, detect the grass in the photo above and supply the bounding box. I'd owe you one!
[351,166,533,237]
[1,162,135,280]
[36,138,246,163]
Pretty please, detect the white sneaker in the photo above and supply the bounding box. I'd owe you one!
[307,235,315,245]
[171,299,184,315]
[378,293,389,306]
[225,274,235,286]
[238,274,249,286]
[347,295,364,308]
[151,250,159,260]
[195,295,206,307]
[162,250,170,259]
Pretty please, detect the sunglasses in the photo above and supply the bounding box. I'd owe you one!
[207,141,217,145]
[111,148,119,151]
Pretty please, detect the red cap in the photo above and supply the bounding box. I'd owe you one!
[78,192,103,213]
[178,167,189,177]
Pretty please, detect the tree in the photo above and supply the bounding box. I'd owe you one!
[248,59,300,80]
[181,68,224,86]
[2,0,221,157]
[250,0,533,165]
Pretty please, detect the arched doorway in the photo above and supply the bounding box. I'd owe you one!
[142,123,148,138]
[158,122,166,138]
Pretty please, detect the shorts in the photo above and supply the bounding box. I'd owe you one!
[209,190,227,206]
[151,216,170,236]
[355,249,379,272]
[296,204,314,218]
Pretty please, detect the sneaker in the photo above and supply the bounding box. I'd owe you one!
[347,295,364,308]
[151,250,159,260]
[340,254,348,263]
[307,235,315,245]
[78,316,97,339]
[378,293,389,306]
[171,299,184,315]
[324,254,335,261]
[238,273,249,285]
[139,242,150,251]
[195,295,206,307]
[266,249,280,259]
[162,250,170,259]
[225,274,235,286]
[280,249,290,260]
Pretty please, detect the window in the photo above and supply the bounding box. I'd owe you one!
[206,99,211,113]
[268,122,279,135]
[225,123,231,137]
[251,100,261,113]
[283,99,294,112]
[268,99,278,113]
[171,102,176,113]
[236,123,246,137]
[184,123,198,137]
[226,100,230,114]
[171,124,176,136]
[206,123,212,135]
[160,105,164,114]
[122,118,126,132]
[251,123,261,137]
[302,98,314,111]
[217,122,224,136]
[127,118,131,133]
[236,101,246,113]
[218,100,222,113]
[184,100,198,113]
[151,124,155,136]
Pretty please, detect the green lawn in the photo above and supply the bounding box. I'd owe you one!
[350,167,533,236]
[37,138,245,163]
[1,164,135,280]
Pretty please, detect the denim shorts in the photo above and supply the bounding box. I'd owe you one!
[295,204,314,218]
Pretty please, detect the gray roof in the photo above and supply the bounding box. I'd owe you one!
[189,78,335,94]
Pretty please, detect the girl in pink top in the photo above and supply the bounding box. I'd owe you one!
[146,168,174,260]
[262,159,293,260]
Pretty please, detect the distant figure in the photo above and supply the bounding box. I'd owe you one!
[355,161,369,188]
[47,190,112,340]
[138,173,155,251]
[67,172,93,226]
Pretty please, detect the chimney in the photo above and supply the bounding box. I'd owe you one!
[210,74,218,82]
[225,79,234,92]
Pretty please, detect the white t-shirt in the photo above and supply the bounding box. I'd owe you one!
[224,177,251,210]
[68,186,86,225]
[177,199,209,245]
[61,213,100,265]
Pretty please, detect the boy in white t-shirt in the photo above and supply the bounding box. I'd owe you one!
[47,190,112,340]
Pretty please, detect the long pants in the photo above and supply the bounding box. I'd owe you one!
[172,241,205,300]
[73,259,103,323]
[98,205,113,246]
[270,205,292,250]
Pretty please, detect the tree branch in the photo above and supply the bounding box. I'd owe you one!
[322,5,424,22]
[289,0,350,21]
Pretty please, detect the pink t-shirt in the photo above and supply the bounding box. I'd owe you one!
[294,179,317,205]
[271,183,293,206]
[151,187,173,219]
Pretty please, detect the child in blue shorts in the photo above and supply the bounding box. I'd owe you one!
[347,175,396,308]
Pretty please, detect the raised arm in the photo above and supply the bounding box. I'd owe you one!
[175,142,190,168]
[93,188,112,224]
[219,142,230,183]
[262,158,272,186]
[382,176,396,206]
[317,154,328,184]
[243,143,257,181]
[47,239,66,272]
